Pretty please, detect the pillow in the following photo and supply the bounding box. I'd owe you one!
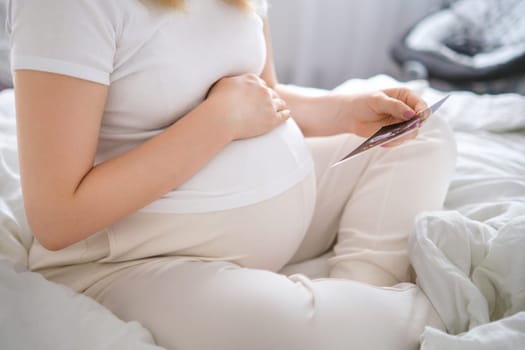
[0,260,166,350]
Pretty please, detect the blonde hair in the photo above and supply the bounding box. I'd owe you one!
[155,0,252,11]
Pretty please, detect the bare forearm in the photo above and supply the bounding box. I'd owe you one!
[37,99,232,249]
[274,83,345,137]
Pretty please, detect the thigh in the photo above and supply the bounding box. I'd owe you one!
[86,259,319,350]
[85,259,444,350]
[288,116,456,266]
[329,116,456,284]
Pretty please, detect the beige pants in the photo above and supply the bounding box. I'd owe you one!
[34,116,456,350]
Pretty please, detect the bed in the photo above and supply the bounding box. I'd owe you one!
[1,75,524,349]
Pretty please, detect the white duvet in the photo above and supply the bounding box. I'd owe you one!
[1,77,524,349]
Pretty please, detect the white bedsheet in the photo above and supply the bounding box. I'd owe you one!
[0,89,31,267]
[411,92,525,349]
[335,76,525,349]
[0,260,165,350]
[1,77,524,349]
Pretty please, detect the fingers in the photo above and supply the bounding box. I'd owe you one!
[272,98,287,112]
[375,94,416,121]
[373,89,423,147]
[383,88,427,115]
[255,75,290,125]
[276,109,292,123]
[273,98,291,125]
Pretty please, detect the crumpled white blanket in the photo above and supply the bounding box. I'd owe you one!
[411,212,525,350]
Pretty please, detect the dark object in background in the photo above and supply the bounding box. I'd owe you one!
[391,0,525,94]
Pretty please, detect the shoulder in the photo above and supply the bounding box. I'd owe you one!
[7,0,125,30]
[7,0,133,85]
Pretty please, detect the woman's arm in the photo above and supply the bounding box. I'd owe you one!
[259,20,426,138]
[16,71,232,250]
[16,70,288,251]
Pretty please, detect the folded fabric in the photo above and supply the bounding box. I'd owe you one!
[411,212,525,350]
[421,311,525,350]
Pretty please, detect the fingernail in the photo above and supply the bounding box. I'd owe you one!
[404,110,415,118]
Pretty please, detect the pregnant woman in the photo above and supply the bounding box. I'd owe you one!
[10,0,455,349]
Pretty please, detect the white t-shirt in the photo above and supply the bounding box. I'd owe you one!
[8,0,314,213]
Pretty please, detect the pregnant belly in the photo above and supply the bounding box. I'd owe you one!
[141,119,314,213]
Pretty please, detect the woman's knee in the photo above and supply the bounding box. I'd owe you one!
[419,116,457,166]
[99,261,319,350]
[191,268,319,349]
[94,260,443,350]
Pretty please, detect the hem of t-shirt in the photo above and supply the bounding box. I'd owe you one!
[138,158,314,214]
[11,55,110,85]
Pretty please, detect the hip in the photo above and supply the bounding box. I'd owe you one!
[30,173,317,274]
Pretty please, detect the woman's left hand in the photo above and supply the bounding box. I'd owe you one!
[336,88,427,145]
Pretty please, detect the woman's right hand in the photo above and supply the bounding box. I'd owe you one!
[207,73,291,140]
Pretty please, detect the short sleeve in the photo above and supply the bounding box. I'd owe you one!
[7,0,119,85]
